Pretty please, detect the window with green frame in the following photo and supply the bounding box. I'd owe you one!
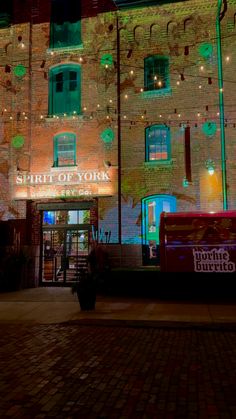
[145,125,171,161]
[49,64,81,116]
[144,55,170,92]
[50,0,81,49]
[53,132,76,167]
[0,3,12,28]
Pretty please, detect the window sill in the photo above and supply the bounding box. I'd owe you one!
[47,44,83,54]
[45,114,83,121]
[51,166,77,172]
[141,88,172,98]
[143,159,173,167]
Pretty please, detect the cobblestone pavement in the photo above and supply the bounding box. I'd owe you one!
[0,323,236,419]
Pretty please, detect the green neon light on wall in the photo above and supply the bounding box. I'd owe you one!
[216,0,227,209]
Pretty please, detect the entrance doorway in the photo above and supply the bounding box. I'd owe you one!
[42,209,90,284]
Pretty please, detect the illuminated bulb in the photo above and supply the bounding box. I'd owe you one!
[109,99,113,103]
[130,70,134,75]
[73,111,77,114]
[4,108,7,112]
[197,113,201,117]
[40,115,44,119]
[140,88,143,92]
[208,167,214,175]
[159,114,162,118]
[200,66,204,71]
[176,81,180,85]
[141,115,144,119]
[124,115,127,119]
[72,116,76,119]
[158,81,162,87]
[220,88,223,92]
[217,112,219,116]
[50,51,54,56]
[106,115,110,119]
[9,116,13,120]
[97,104,100,108]
[22,112,25,115]
[83,107,87,111]
[124,94,128,99]
[154,75,157,81]
[178,114,181,118]
[226,56,230,62]
[20,42,25,48]
[63,113,67,117]
[24,116,28,119]
[79,57,83,62]
[105,64,108,69]
[199,85,202,89]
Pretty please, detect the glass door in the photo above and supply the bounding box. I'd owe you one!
[42,209,90,284]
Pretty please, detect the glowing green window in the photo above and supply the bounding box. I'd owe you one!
[50,0,81,49]
[142,195,177,248]
[53,133,76,167]
[145,125,171,162]
[144,55,170,91]
[49,64,81,116]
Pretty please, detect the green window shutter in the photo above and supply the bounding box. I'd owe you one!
[145,125,171,161]
[50,0,81,48]
[144,55,169,91]
[49,64,81,116]
[53,133,76,167]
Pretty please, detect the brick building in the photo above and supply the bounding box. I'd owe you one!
[0,0,235,285]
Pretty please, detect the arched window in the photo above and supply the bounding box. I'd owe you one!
[145,125,171,162]
[50,0,81,49]
[49,64,81,116]
[53,132,76,167]
[142,195,176,262]
[144,55,170,92]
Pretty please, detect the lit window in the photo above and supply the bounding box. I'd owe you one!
[49,64,81,116]
[144,55,170,92]
[50,0,81,49]
[53,132,76,167]
[145,125,171,162]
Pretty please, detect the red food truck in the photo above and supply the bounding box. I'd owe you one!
[159,210,236,273]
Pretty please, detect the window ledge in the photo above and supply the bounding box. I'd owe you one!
[143,159,173,167]
[51,166,77,172]
[45,114,83,122]
[141,88,172,98]
[47,44,83,54]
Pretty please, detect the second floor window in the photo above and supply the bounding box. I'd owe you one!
[50,0,81,49]
[53,133,76,167]
[0,3,12,28]
[145,125,171,162]
[49,64,81,116]
[144,55,170,92]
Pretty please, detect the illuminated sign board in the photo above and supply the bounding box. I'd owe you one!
[12,169,117,200]
[15,170,110,185]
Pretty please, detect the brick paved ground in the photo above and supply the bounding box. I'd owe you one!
[0,323,236,418]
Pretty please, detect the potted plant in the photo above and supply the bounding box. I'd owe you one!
[71,271,96,311]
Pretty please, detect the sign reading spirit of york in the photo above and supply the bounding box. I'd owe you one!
[193,248,236,273]
[15,170,110,185]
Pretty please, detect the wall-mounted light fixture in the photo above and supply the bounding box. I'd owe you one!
[205,159,215,175]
